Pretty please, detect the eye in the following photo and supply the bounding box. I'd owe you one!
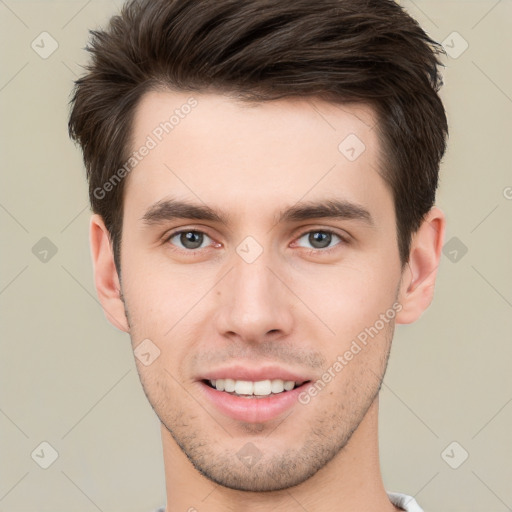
[295,230,346,252]
[166,230,213,250]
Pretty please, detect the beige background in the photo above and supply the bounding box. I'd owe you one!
[1,1,511,511]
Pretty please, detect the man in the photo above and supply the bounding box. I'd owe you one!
[68,0,447,510]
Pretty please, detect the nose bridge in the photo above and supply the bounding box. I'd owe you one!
[215,243,293,341]
[234,251,273,304]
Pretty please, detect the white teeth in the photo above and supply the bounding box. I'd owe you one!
[283,380,295,391]
[270,379,285,393]
[224,378,236,392]
[253,380,272,396]
[235,380,253,395]
[209,378,300,395]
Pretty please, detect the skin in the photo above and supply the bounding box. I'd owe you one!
[90,90,445,512]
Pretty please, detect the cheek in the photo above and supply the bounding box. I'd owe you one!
[121,257,217,366]
[291,258,400,342]
[121,263,178,337]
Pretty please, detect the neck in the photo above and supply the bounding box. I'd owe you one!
[160,397,400,512]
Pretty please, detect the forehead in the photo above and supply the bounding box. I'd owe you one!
[124,89,391,226]
[130,89,378,152]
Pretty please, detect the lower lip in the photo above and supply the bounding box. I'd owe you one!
[198,381,310,423]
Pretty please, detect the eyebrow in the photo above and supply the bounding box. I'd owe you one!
[141,197,374,228]
[278,199,374,226]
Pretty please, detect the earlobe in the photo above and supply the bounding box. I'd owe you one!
[89,214,130,332]
[395,207,445,324]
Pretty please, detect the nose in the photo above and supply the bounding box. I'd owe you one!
[213,248,294,344]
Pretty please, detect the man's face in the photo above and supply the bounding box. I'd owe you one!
[119,91,404,491]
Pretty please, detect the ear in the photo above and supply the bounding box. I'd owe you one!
[395,206,446,324]
[89,214,130,332]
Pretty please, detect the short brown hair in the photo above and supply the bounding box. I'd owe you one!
[68,0,448,273]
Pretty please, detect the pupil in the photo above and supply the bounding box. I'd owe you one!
[310,231,331,249]
[181,231,203,249]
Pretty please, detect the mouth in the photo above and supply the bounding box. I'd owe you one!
[198,378,312,423]
[202,378,309,398]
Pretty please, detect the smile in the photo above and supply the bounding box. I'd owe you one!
[205,378,306,397]
[199,379,312,423]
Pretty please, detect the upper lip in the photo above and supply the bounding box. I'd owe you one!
[197,364,314,383]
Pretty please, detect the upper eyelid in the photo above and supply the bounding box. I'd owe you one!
[164,226,213,240]
[296,228,347,240]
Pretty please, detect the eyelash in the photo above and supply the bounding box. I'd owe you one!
[163,228,349,256]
